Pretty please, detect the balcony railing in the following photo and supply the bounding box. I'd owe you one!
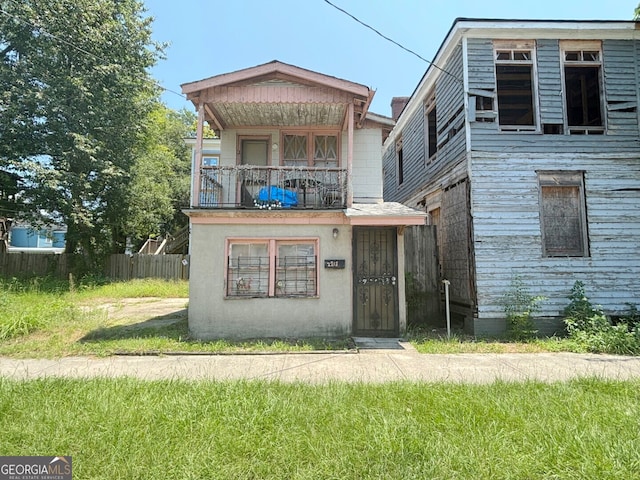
[197,166,348,209]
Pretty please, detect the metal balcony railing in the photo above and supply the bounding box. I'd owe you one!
[197,166,348,209]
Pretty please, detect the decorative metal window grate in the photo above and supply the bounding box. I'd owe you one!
[275,255,317,297]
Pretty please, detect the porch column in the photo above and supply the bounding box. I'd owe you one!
[347,102,354,207]
[192,102,204,207]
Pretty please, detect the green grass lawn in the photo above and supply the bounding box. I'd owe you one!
[1,377,639,479]
[0,275,624,357]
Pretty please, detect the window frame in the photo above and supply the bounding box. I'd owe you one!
[281,130,340,167]
[225,238,319,298]
[560,40,605,135]
[538,171,589,258]
[424,94,437,163]
[493,40,539,132]
[396,136,404,186]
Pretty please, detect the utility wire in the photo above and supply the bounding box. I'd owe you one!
[0,5,186,101]
[323,0,462,83]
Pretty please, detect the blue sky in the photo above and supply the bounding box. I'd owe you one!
[145,0,638,117]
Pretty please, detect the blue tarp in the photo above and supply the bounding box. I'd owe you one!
[258,186,298,207]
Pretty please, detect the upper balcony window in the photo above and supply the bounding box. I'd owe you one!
[561,41,604,134]
[283,132,339,167]
[494,41,537,131]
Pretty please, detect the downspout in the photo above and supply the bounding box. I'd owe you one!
[347,102,354,207]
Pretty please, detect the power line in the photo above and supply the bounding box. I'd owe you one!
[0,5,186,101]
[322,0,462,84]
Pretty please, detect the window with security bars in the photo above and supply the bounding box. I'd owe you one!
[227,240,318,298]
[538,171,589,257]
[275,243,317,297]
[227,243,269,297]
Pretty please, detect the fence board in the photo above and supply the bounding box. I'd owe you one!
[404,225,442,326]
[0,252,189,281]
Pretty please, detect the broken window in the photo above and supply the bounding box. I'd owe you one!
[494,41,537,130]
[538,171,589,257]
[396,137,404,185]
[561,41,604,134]
[424,94,437,161]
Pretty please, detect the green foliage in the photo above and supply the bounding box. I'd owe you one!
[501,275,544,340]
[563,281,640,355]
[0,0,164,271]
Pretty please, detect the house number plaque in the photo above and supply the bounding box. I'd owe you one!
[324,259,345,269]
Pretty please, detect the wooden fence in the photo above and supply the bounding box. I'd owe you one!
[404,225,442,327]
[0,252,190,281]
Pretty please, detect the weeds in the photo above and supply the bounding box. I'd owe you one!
[563,281,640,355]
[501,275,545,341]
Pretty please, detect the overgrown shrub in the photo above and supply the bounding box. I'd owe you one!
[563,281,640,355]
[502,275,545,340]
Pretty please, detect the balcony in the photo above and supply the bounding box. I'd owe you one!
[197,166,348,209]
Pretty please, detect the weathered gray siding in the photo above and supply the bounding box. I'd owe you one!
[470,152,640,326]
[383,44,467,205]
[468,38,640,152]
[536,39,564,125]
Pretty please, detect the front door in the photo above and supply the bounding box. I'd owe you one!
[239,138,269,206]
[353,227,399,336]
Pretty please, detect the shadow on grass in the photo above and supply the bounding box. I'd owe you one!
[78,310,354,352]
[79,311,189,342]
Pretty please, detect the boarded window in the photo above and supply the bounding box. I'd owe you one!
[538,172,588,257]
[494,42,536,130]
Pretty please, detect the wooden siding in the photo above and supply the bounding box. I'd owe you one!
[404,225,441,326]
[382,44,467,205]
[469,38,640,151]
[470,152,640,320]
[536,39,564,125]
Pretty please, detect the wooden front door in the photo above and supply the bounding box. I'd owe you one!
[353,227,399,336]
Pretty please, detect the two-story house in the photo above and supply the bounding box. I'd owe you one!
[182,61,426,340]
[383,19,640,335]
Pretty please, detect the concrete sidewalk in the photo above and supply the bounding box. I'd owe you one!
[2,341,640,383]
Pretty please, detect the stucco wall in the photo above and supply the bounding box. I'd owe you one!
[189,221,354,339]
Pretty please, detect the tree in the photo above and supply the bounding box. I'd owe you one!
[636,4,640,20]
[125,104,194,248]
[0,0,163,271]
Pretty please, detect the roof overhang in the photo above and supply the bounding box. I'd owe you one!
[181,60,376,130]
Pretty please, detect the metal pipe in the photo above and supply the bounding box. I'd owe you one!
[443,279,451,339]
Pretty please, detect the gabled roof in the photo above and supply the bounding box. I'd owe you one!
[181,60,376,130]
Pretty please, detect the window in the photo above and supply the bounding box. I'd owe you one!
[424,95,437,161]
[561,41,604,134]
[282,132,339,167]
[538,172,589,257]
[396,137,404,185]
[494,41,537,130]
[227,239,318,297]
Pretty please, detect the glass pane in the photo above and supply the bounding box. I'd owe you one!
[513,51,531,61]
[583,51,599,62]
[283,135,307,162]
[565,51,580,61]
[496,51,511,60]
[275,243,316,297]
[228,243,269,296]
[314,135,338,162]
